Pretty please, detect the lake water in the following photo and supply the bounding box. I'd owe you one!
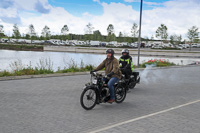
[0,50,199,72]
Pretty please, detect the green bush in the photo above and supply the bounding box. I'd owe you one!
[0,70,13,77]
[56,64,94,73]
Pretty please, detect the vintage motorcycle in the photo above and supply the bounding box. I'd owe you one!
[126,71,140,90]
[80,71,140,110]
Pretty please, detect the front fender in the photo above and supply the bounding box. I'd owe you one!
[83,84,97,90]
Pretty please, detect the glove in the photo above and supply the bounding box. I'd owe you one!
[90,70,96,74]
[107,72,114,77]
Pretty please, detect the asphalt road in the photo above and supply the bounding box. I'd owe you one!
[0,66,200,133]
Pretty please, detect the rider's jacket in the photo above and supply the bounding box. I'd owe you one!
[95,57,122,79]
[119,55,134,71]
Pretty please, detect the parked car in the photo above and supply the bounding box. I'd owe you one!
[184,44,190,48]
[192,44,197,48]
[178,44,186,49]
[175,45,183,50]
[130,43,138,48]
[152,45,163,49]
[152,43,163,49]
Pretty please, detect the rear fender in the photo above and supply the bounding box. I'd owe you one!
[117,80,126,87]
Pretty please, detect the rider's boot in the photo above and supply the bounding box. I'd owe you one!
[107,99,115,104]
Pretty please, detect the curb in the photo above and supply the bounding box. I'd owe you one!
[0,72,90,81]
[0,65,199,81]
[136,64,200,71]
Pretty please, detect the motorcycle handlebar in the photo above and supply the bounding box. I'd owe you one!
[91,72,106,78]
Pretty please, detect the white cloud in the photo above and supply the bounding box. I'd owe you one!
[93,0,101,4]
[124,0,135,3]
[0,0,200,40]
[143,1,162,6]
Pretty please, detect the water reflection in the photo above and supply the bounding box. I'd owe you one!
[0,50,199,71]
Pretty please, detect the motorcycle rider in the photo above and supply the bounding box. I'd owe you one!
[119,49,140,91]
[90,49,122,103]
[119,49,133,79]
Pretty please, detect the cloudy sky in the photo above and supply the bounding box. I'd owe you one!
[0,0,199,39]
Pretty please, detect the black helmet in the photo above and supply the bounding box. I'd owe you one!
[122,49,129,55]
[106,49,115,57]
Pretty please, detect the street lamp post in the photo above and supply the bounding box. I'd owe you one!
[137,0,143,68]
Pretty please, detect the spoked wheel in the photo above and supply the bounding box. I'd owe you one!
[115,84,126,103]
[80,88,97,110]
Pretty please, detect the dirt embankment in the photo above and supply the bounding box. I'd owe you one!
[0,44,43,51]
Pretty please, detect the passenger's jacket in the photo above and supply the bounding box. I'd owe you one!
[95,57,122,79]
[119,55,134,71]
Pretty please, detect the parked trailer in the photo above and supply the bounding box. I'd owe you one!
[0,38,9,43]
[90,41,100,47]
[32,40,44,44]
[100,42,107,47]
[77,41,86,45]
[25,40,32,44]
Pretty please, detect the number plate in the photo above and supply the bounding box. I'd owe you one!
[93,79,97,84]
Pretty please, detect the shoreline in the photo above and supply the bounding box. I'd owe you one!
[0,44,200,58]
[44,46,200,58]
[0,43,43,51]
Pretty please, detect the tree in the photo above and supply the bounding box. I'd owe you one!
[187,26,199,51]
[0,25,5,38]
[170,35,176,44]
[13,24,21,39]
[156,24,168,42]
[119,32,123,37]
[28,24,36,37]
[106,33,116,42]
[151,35,154,40]
[177,35,182,44]
[169,34,182,45]
[118,32,123,42]
[61,25,69,35]
[131,23,138,37]
[187,26,199,43]
[93,30,102,41]
[107,24,114,35]
[25,34,30,39]
[28,24,36,43]
[194,38,199,43]
[85,23,94,34]
[41,25,51,40]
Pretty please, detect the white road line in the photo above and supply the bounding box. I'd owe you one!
[89,99,200,133]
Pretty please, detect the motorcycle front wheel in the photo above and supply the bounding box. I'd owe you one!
[115,84,126,103]
[80,88,97,110]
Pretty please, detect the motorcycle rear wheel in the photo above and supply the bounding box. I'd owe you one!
[115,84,126,103]
[129,78,136,89]
[80,88,97,110]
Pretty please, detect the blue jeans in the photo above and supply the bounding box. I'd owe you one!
[103,77,119,100]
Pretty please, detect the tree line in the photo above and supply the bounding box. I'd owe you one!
[155,24,199,44]
[0,23,199,44]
